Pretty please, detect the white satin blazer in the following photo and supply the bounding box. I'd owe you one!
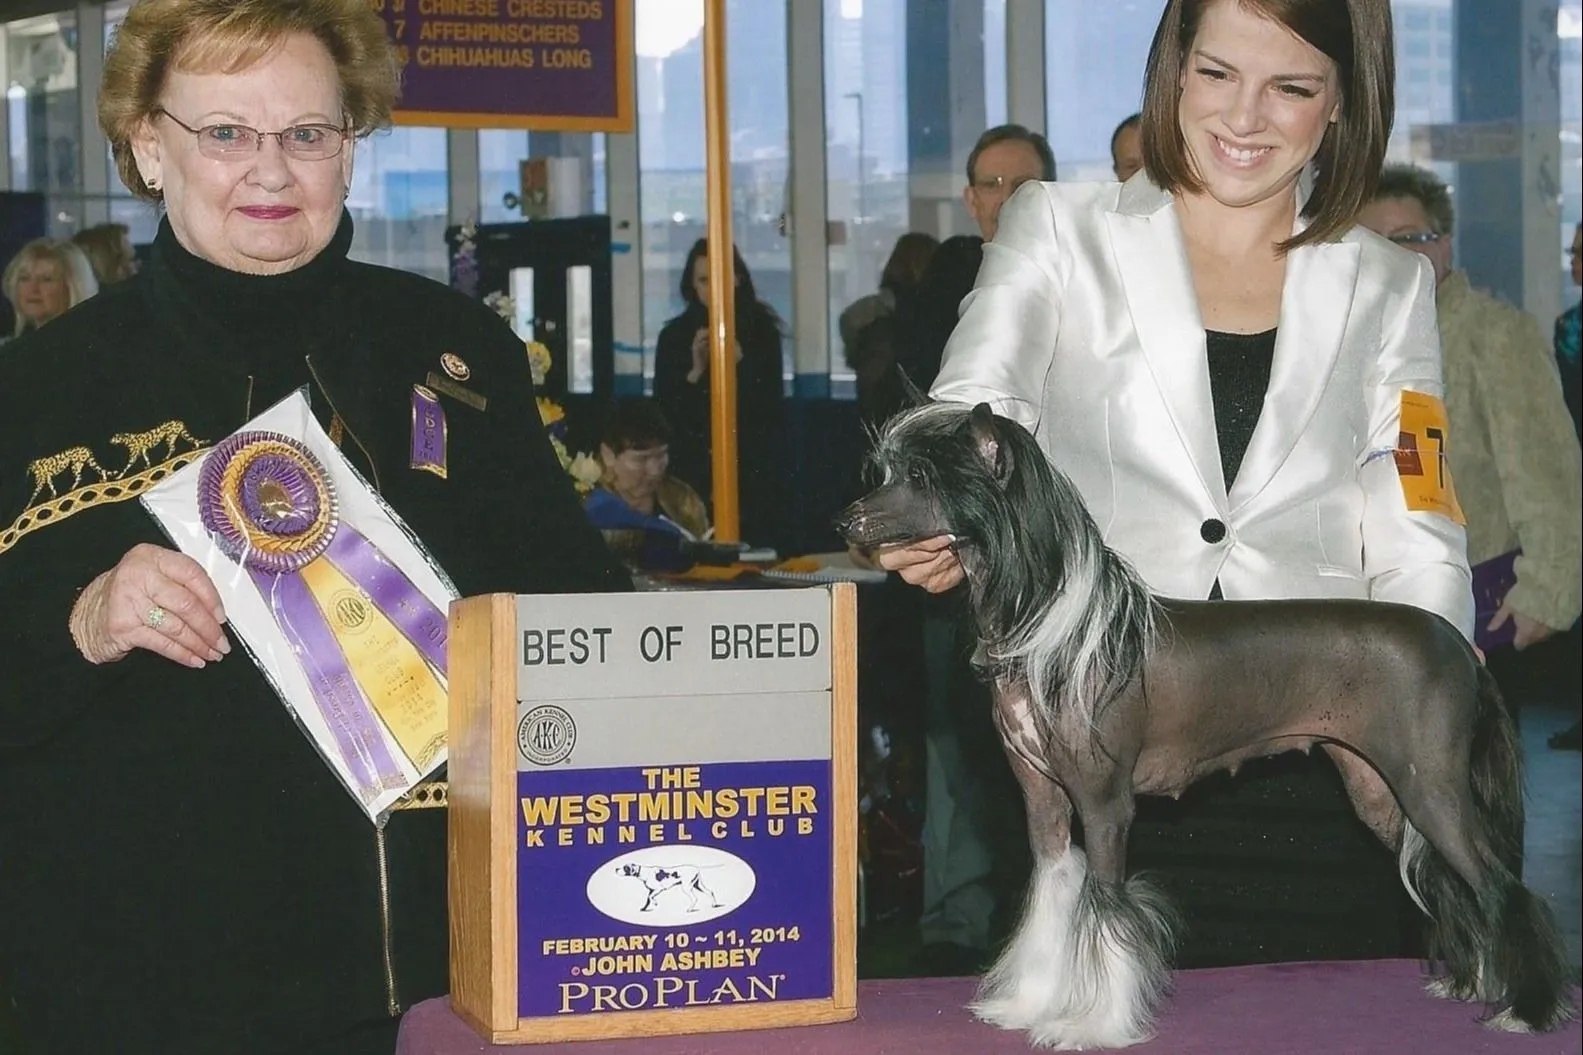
[932,174,1474,639]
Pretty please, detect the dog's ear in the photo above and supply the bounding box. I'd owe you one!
[968,402,1015,483]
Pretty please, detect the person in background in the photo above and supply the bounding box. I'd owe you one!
[1110,111,1144,181]
[962,123,1057,243]
[1557,222,1581,437]
[1358,166,1580,670]
[879,125,1057,975]
[1546,220,1582,751]
[884,0,1471,968]
[1,237,99,337]
[651,238,787,553]
[72,222,140,285]
[584,397,710,572]
[841,231,939,427]
[0,2,626,1053]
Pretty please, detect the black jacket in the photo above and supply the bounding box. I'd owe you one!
[0,217,627,1054]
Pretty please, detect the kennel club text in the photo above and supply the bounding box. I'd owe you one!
[521,765,821,848]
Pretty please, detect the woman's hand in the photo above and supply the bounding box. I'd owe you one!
[688,328,709,383]
[1486,599,1558,652]
[874,535,964,593]
[69,544,230,668]
[687,328,745,384]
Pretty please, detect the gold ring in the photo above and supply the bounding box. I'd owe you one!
[144,605,168,630]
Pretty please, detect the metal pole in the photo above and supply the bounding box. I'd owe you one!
[702,0,740,542]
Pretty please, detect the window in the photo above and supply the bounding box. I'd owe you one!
[346,127,450,282]
[3,11,81,235]
[636,0,792,379]
[1386,1,1455,210]
[1563,0,1581,307]
[1043,0,1156,180]
[825,0,909,380]
[479,131,608,224]
[984,0,1007,130]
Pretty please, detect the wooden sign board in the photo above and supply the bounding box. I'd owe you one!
[448,586,858,1043]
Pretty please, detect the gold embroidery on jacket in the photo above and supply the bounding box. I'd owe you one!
[110,421,202,473]
[3,423,207,556]
[26,447,109,504]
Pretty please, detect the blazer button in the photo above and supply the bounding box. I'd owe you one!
[1200,518,1227,544]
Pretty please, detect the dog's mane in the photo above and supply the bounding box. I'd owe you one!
[876,403,1158,742]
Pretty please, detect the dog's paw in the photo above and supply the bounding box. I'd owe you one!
[1024,1016,1154,1051]
[1424,975,1475,1001]
[969,992,1046,1032]
[1483,1007,1538,1034]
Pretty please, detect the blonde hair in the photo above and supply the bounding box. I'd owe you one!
[72,223,136,284]
[3,239,100,336]
[100,0,401,202]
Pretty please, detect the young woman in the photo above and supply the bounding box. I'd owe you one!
[881,0,1471,966]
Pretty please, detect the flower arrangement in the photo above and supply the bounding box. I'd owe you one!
[479,286,602,496]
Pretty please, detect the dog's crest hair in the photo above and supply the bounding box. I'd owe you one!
[871,402,1158,744]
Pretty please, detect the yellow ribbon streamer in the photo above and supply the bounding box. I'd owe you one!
[297,556,448,772]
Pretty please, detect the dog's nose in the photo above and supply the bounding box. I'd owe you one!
[832,502,864,541]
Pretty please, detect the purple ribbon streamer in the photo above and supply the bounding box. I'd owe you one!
[324,527,449,674]
[411,386,447,477]
[252,565,407,803]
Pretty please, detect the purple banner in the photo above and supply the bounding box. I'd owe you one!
[375,0,632,131]
[516,761,834,1019]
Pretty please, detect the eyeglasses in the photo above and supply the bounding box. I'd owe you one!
[1387,231,1442,246]
[154,108,349,161]
[971,174,1037,196]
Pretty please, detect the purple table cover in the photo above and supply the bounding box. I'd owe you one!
[396,958,1580,1055]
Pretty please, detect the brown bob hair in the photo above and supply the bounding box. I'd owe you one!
[100,0,400,203]
[1138,0,1394,252]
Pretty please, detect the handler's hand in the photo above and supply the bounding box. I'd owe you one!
[69,544,229,668]
[875,535,964,593]
[1486,600,1558,652]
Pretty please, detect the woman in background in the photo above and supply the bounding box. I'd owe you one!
[73,222,140,285]
[2,238,98,336]
[840,230,939,426]
[585,397,710,572]
[652,239,788,552]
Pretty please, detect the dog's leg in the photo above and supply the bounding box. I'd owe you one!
[971,750,1080,1039]
[1020,789,1174,1051]
[1389,678,1576,1034]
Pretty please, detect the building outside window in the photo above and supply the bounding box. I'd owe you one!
[4,11,82,237]
[636,0,791,381]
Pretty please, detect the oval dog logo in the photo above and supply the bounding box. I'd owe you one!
[586,846,756,927]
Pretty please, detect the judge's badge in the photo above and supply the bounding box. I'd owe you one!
[1393,390,1465,524]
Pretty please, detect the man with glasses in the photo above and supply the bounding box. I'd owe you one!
[1358,166,1581,708]
[899,123,1054,975]
[961,124,1057,242]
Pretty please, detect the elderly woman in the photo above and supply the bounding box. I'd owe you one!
[0,2,626,1054]
[585,397,710,571]
[2,237,99,336]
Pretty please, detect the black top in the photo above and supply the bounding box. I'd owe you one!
[0,214,627,1055]
[1205,327,1277,491]
[651,301,788,550]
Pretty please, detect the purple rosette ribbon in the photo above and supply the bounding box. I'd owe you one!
[198,431,449,806]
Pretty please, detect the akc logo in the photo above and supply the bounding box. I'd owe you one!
[586,846,757,927]
[518,704,577,765]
